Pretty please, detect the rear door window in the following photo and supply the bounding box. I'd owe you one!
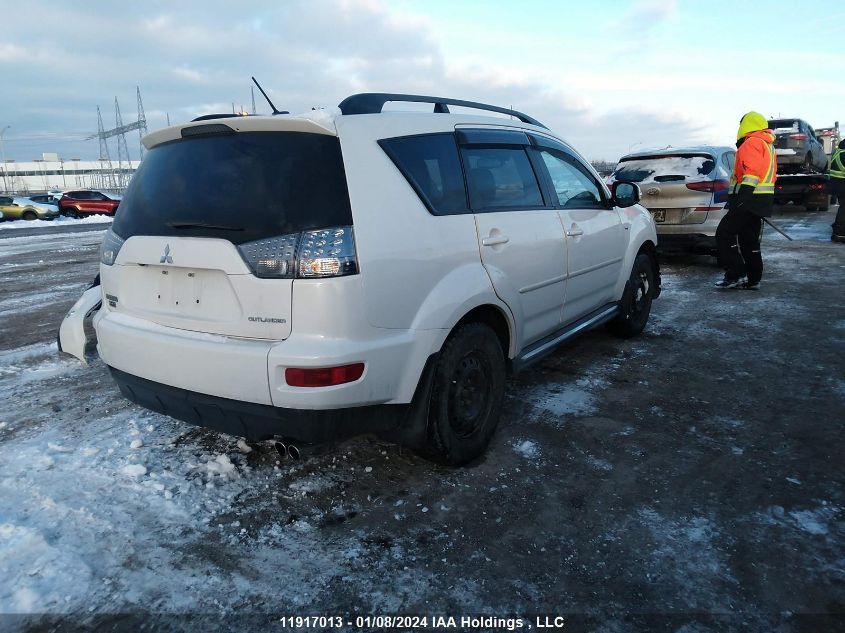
[462,147,544,211]
[112,131,352,245]
[378,133,467,215]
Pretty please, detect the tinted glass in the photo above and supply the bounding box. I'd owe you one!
[462,147,543,210]
[768,119,798,132]
[613,154,716,183]
[379,133,467,215]
[539,150,604,208]
[112,132,352,244]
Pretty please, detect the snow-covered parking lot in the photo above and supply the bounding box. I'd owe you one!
[1,210,843,632]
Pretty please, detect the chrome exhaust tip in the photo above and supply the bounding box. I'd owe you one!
[287,445,301,460]
[273,441,287,458]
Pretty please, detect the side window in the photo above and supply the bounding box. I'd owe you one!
[538,150,604,209]
[722,151,736,173]
[462,147,544,211]
[0,196,11,205]
[379,133,467,215]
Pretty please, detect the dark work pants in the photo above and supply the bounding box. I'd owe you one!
[833,179,845,238]
[716,205,764,283]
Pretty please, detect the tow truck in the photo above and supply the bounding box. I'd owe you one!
[774,121,839,211]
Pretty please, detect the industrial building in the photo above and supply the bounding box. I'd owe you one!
[0,153,140,195]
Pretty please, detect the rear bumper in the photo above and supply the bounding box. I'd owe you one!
[657,233,717,253]
[108,366,410,443]
[94,307,439,409]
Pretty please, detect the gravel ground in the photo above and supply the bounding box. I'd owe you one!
[0,208,843,632]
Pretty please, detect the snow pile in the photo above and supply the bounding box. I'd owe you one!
[512,439,540,460]
[0,214,113,230]
[204,454,236,476]
[121,464,148,477]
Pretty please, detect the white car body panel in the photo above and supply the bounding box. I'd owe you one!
[474,210,568,346]
[58,285,102,363]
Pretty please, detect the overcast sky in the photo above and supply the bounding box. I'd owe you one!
[1,0,843,162]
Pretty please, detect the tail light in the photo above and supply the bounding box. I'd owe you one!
[285,363,365,387]
[809,183,825,191]
[789,133,807,141]
[687,178,729,204]
[237,226,358,279]
[100,228,125,265]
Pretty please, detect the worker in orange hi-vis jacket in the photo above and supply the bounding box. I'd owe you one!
[714,111,777,290]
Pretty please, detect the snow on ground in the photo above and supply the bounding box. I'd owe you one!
[0,214,112,231]
[0,208,842,625]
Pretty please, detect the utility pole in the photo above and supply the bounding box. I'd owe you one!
[0,125,9,194]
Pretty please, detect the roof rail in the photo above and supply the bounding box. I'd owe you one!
[337,93,547,129]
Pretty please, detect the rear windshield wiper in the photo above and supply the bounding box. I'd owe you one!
[166,222,244,231]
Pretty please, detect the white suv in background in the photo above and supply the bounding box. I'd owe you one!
[90,93,660,465]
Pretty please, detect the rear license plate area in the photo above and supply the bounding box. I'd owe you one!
[651,209,666,223]
[156,267,205,311]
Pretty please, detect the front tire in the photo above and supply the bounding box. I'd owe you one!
[610,252,656,338]
[426,323,505,466]
[22,210,38,221]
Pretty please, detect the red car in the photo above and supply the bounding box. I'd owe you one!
[59,190,120,217]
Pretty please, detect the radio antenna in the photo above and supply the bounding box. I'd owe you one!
[251,77,288,115]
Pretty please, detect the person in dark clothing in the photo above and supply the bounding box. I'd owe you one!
[830,139,845,243]
[715,112,777,290]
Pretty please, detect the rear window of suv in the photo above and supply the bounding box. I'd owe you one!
[768,120,799,133]
[613,154,716,183]
[112,131,352,245]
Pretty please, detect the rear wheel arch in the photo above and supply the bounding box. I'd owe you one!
[451,304,512,360]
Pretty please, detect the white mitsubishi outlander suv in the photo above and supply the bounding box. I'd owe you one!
[90,93,660,465]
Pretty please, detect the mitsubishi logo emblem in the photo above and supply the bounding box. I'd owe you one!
[160,244,173,264]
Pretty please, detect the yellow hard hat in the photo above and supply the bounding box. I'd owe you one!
[737,111,768,140]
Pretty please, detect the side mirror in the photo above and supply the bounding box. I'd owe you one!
[612,181,641,208]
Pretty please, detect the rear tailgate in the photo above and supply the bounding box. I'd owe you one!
[105,120,353,342]
[103,235,292,340]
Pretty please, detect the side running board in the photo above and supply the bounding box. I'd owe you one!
[511,303,619,373]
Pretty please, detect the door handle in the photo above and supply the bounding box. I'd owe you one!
[482,235,510,246]
[566,228,584,237]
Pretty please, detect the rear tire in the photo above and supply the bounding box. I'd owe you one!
[426,323,505,466]
[22,210,37,221]
[610,253,656,338]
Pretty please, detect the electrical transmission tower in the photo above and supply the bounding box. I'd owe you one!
[95,107,117,190]
[88,87,149,191]
[114,97,131,189]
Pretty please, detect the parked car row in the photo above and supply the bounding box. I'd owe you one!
[0,189,121,221]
